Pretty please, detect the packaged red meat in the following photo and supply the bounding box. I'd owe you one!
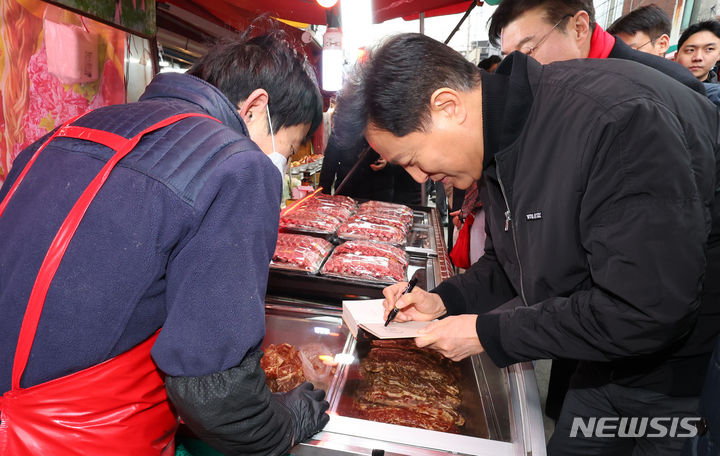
[304,202,353,221]
[349,213,409,233]
[271,233,333,273]
[322,251,407,283]
[279,208,344,234]
[312,193,357,211]
[332,240,408,269]
[337,219,406,245]
[357,201,414,226]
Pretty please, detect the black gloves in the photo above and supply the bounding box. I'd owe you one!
[273,382,330,446]
[165,350,329,456]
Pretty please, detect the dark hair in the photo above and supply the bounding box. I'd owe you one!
[488,0,595,47]
[678,20,720,49]
[607,4,670,38]
[188,26,323,136]
[479,55,502,70]
[334,33,480,147]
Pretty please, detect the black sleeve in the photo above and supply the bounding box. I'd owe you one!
[319,138,341,193]
[165,350,294,456]
[478,99,715,367]
[432,180,517,316]
[432,230,517,316]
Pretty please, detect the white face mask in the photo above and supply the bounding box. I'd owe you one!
[264,104,287,178]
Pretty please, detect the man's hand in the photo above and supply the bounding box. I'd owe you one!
[382,282,446,322]
[449,210,463,229]
[273,382,329,446]
[414,315,484,361]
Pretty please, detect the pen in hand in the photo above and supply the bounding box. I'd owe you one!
[384,277,419,327]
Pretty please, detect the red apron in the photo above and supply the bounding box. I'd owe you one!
[0,112,220,455]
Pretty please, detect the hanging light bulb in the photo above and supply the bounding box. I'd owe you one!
[316,0,339,7]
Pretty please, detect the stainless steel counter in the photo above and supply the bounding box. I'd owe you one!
[262,302,546,456]
[264,203,546,455]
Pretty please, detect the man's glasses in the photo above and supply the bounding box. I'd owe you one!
[521,14,574,56]
[631,37,658,51]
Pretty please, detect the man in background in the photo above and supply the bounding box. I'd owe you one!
[676,20,720,106]
[676,20,720,83]
[488,0,703,93]
[607,4,671,57]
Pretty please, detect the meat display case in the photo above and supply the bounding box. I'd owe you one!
[262,301,546,456]
[267,206,449,303]
[264,205,546,456]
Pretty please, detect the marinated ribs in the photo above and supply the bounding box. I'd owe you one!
[261,343,306,393]
[355,339,465,432]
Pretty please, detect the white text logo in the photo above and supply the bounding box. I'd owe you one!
[570,417,700,438]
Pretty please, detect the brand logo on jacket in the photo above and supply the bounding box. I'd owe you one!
[525,212,542,221]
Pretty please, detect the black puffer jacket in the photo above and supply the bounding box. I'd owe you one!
[434,53,720,396]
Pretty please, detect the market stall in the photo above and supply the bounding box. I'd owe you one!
[262,192,547,455]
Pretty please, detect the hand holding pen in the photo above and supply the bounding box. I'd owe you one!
[381,278,447,325]
[384,277,418,326]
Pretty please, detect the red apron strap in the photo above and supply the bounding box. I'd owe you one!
[10,112,220,390]
[0,114,84,219]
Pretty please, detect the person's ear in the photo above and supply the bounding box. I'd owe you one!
[571,10,591,46]
[430,88,466,124]
[237,89,269,125]
[656,34,671,56]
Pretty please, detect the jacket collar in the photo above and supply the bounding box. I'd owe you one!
[139,73,249,136]
[480,51,540,168]
[588,25,615,59]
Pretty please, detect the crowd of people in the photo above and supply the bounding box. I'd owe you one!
[1,2,720,456]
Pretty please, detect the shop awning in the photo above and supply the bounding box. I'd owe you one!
[175,0,477,27]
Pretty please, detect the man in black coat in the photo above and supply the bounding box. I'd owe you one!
[488,0,704,93]
[488,0,708,422]
[337,33,720,455]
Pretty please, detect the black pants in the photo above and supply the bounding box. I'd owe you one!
[548,383,699,456]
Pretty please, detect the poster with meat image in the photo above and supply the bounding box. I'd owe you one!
[0,1,125,184]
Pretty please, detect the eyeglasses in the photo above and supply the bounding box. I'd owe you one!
[631,37,658,51]
[521,14,573,56]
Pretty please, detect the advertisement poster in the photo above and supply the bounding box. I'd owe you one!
[49,0,155,36]
[0,0,126,183]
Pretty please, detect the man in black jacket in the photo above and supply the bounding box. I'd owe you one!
[489,0,708,422]
[488,0,704,94]
[337,33,720,455]
[607,4,672,57]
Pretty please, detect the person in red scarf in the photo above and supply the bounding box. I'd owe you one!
[488,0,704,94]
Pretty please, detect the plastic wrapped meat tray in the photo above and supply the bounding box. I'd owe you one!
[280,209,344,234]
[357,201,414,227]
[332,240,408,269]
[279,194,356,234]
[271,233,333,273]
[321,241,407,283]
[311,193,357,212]
[337,219,407,245]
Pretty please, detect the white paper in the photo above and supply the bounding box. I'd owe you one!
[342,298,430,339]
